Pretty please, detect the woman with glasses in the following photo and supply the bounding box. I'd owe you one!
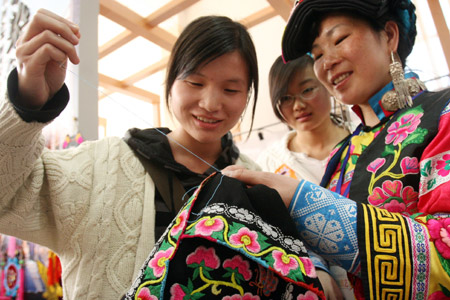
[257,55,350,299]
[258,55,349,185]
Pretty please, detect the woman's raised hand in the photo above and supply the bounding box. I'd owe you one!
[15,9,80,108]
[222,165,300,207]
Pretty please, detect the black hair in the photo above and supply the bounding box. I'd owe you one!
[165,15,259,133]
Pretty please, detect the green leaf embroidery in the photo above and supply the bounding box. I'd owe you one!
[192,292,205,300]
[382,144,395,157]
[402,127,428,148]
[441,284,450,296]
[229,222,244,234]
[427,178,436,190]
[192,267,200,280]
[421,160,432,177]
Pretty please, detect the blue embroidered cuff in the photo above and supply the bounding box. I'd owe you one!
[288,180,360,273]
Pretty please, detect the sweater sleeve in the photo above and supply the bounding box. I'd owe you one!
[7,68,69,123]
[0,85,96,253]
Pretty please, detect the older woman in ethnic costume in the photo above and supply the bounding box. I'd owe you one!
[224,0,450,298]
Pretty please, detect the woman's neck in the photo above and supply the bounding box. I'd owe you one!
[290,119,349,160]
[167,129,223,174]
[359,103,380,127]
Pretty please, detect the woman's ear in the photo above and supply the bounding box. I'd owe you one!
[384,20,400,53]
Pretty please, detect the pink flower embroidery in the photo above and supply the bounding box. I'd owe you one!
[171,210,188,236]
[195,217,224,236]
[299,257,317,277]
[272,250,299,276]
[367,158,386,174]
[427,218,450,259]
[136,287,158,300]
[169,284,186,300]
[385,113,423,145]
[148,247,174,277]
[400,157,419,174]
[223,255,252,280]
[368,180,418,214]
[222,293,261,300]
[436,154,450,177]
[186,246,220,269]
[229,227,261,253]
[383,199,406,213]
[297,291,320,300]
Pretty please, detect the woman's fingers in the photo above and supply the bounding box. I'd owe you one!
[16,29,79,65]
[14,8,80,107]
[17,9,80,46]
[222,165,270,186]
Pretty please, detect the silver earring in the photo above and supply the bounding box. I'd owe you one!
[381,52,426,111]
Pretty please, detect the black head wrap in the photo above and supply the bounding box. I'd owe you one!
[282,0,417,65]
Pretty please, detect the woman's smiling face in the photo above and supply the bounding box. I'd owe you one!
[311,13,394,106]
[170,51,249,146]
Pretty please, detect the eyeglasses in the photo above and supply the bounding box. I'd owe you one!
[276,86,320,111]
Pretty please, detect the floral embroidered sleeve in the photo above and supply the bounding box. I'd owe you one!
[289,178,450,298]
[417,101,450,214]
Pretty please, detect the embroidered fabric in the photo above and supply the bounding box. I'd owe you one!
[125,173,325,299]
[289,180,360,273]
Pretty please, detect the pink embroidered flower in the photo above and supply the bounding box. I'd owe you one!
[436,154,450,177]
[195,217,224,236]
[136,287,158,300]
[169,284,186,300]
[400,156,419,174]
[297,291,320,300]
[222,293,261,300]
[272,250,299,276]
[367,158,386,173]
[223,255,252,280]
[427,218,450,259]
[368,180,418,214]
[229,227,261,253]
[385,113,423,146]
[299,257,317,277]
[148,247,174,277]
[383,199,406,213]
[171,210,188,236]
[186,246,220,269]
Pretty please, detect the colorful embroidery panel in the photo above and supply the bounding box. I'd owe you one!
[358,204,450,299]
[125,173,325,299]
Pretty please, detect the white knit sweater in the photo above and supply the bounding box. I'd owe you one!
[0,96,259,299]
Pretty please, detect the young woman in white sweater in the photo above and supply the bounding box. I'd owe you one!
[0,10,260,299]
[257,55,351,299]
